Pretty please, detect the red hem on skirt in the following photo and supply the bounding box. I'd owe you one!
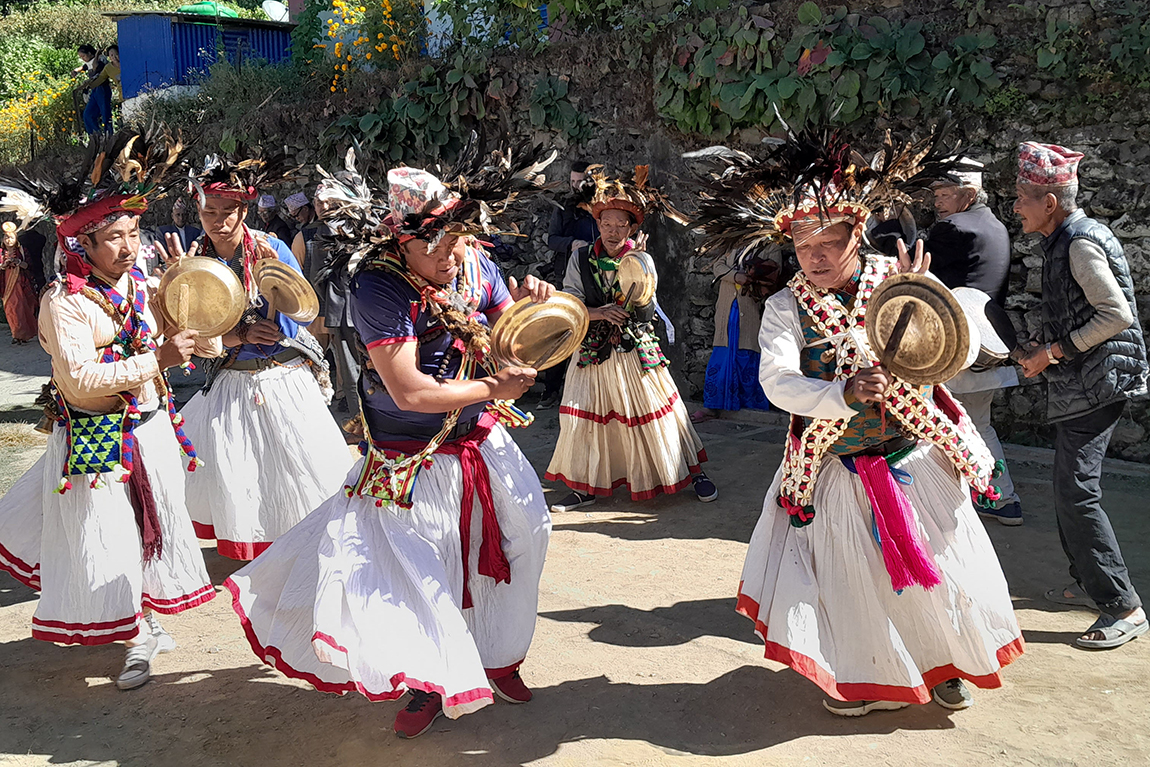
[31,612,142,646]
[192,522,274,561]
[225,577,495,711]
[735,588,1025,704]
[559,391,682,427]
[545,449,707,501]
[0,540,40,590]
[143,583,217,614]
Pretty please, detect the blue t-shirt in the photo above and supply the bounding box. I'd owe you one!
[208,232,302,361]
[349,251,513,442]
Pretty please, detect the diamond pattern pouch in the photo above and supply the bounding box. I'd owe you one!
[66,412,125,476]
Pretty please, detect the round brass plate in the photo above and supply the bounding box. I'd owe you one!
[253,258,320,324]
[490,292,589,371]
[865,273,973,386]
[952,287,1012,368]
[616,250,658,306]
[155,256,246,336]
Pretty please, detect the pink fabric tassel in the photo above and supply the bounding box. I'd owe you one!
[853,455,941,591]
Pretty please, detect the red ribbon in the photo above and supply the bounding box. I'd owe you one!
[374,412,510,609]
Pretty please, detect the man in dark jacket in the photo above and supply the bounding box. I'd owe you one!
[158,197,202,253]
[927,163,1022,526]
[539,160,600,409]
[255,194,295,244]
[1014,141,1147,651]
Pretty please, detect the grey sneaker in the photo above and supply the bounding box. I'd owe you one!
[116,634,160,691]
[931,678,974,710]
[822,698,910,717]
[145,612,177,654]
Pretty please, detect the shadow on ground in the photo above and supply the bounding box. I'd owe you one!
[0,634,960,767]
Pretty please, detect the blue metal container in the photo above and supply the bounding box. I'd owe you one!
[106,12,295,99]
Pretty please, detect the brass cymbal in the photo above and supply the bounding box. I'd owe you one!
[616,250,658,306]
[490,292,589,371]
[865,273,974,386]
[253,258,320,324]
[155,256,246,337]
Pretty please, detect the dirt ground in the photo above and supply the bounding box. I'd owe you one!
[0,329,1148,767]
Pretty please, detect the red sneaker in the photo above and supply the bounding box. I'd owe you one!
[488,670,532,703]
[393,690,444,738]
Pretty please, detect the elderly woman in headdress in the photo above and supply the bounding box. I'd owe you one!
[545,167,716,511]
[164,151,353,561]
[1,220,38,343]
[711,128,1023,716]
[0,128,216,691]
[225,154,555,739]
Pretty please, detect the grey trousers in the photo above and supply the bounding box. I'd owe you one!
[1053,400,1142,616]
[328,324,361,408]
[953,389,1019,508]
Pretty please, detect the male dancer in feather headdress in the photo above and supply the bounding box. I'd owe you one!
[0,128,217,690]
[225,142,557,738]
[692,121,1023,716]
[545,166,717,510]
[163,149,353,560]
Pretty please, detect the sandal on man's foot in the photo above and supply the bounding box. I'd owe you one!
[822,699,909,717]
[1075,615,1149,650]
[1044,582,1095,608]
[550,491,596,513]
[690,409,717,424]
[116,635,160,691]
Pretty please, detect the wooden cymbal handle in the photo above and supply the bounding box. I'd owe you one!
[176,283,190,329]
[265,286,279,322]
[881,302,917,365]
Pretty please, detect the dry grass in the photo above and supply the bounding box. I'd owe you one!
[0,422,48,449]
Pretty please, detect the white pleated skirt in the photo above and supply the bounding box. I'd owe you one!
[225,422,551,719]
[181,359,353,560]
[0,412,214,645]
[737,442,1023,704]
[545,351,706,500]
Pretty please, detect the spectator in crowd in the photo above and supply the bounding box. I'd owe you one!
[539,161,599,409]
[78,45,113,134]
[255,194,294,243]
[285,192,315,233]
[15,225,47,292]
[1013,141,1148,650]
[159,198,202,253]
[926,162,1023,526]
[692,243,778,424]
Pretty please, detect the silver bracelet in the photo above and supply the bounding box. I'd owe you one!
[1045,343,1059,364]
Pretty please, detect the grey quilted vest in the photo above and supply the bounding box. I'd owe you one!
[1041,210,1148,422]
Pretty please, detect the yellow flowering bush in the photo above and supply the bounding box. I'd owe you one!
[0,70,78,165]
[323,0,422,92]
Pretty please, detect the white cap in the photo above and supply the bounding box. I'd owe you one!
[934,159,984,190]
[257,194,276,209]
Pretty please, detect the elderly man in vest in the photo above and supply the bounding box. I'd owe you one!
[927,162,1022,525]
[1013,142,1148,650]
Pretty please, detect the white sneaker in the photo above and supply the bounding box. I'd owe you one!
[116,634,160,691]
[145,613,177,654]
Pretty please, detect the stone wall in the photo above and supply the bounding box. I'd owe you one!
[253,0,1150,458]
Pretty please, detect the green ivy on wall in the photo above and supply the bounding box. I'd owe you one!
[654,2,1000,137]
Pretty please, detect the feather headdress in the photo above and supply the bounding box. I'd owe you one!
[187,144,297,204]
[390,132,558,243]
[0,125,191,293]
[688,106,978,258]
[314,133,556,285]
[575,164,689,227]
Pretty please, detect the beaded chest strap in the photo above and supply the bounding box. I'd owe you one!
[777,255,999,526]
